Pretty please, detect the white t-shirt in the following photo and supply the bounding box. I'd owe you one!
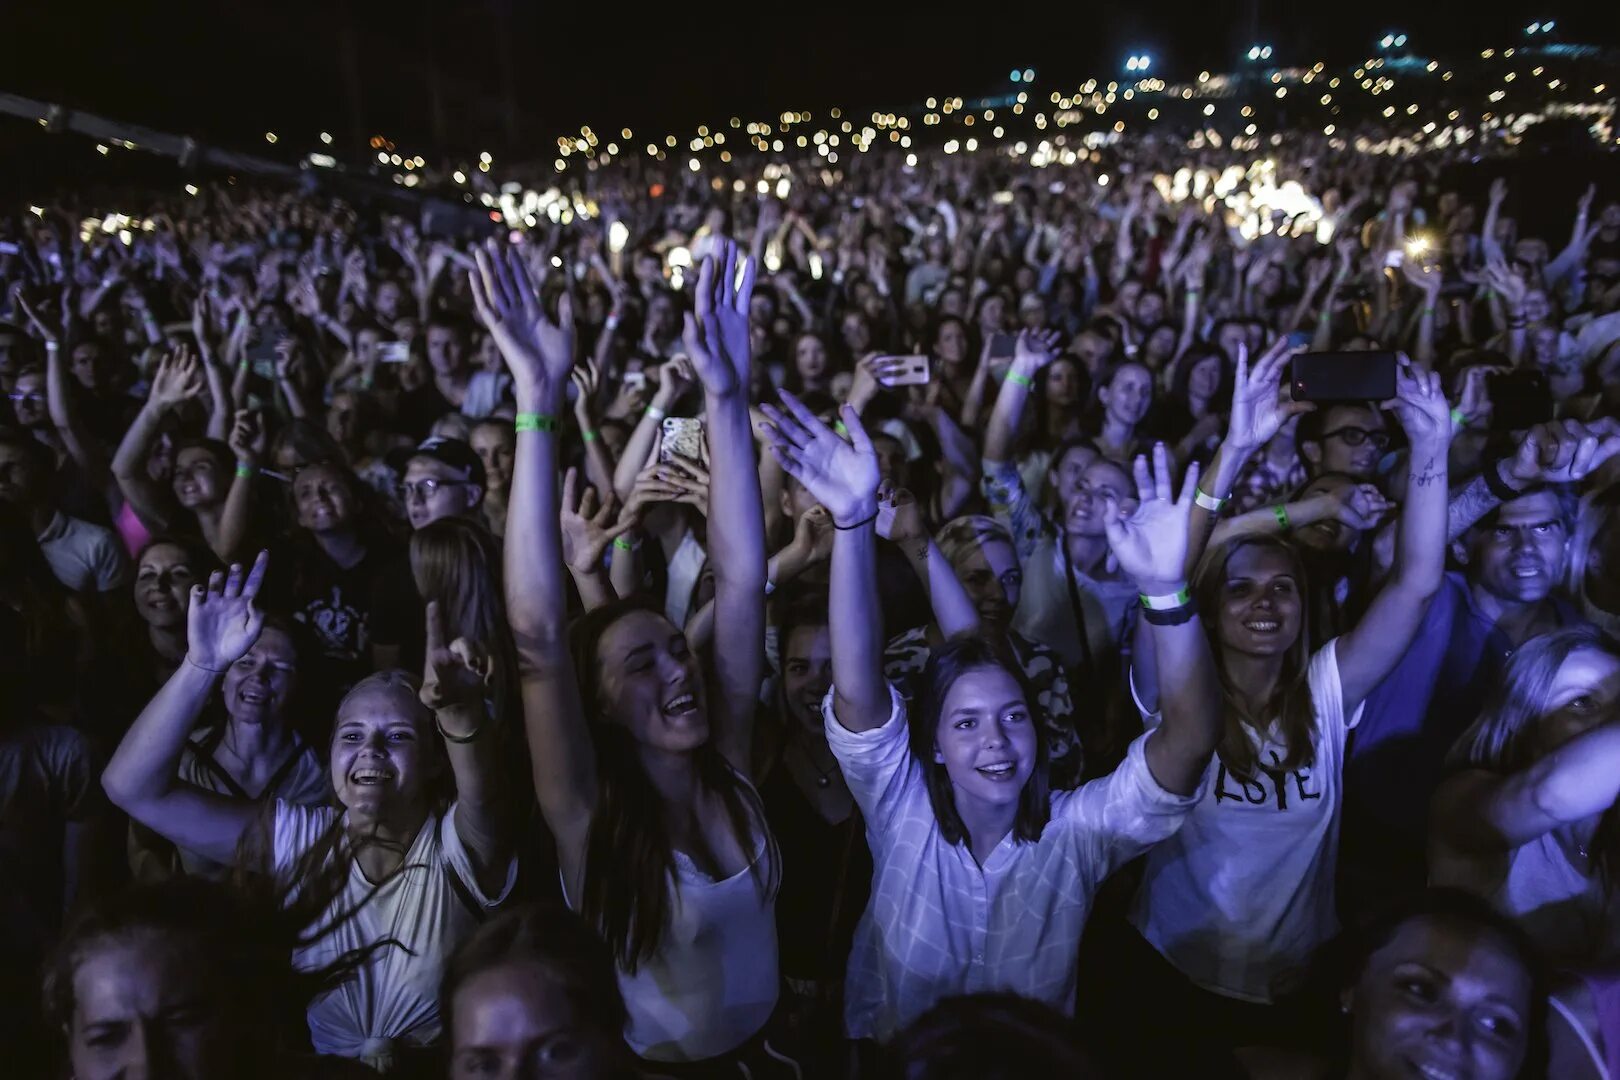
[271,801,516,1067]
[1129,640,1362,1002]
[828,683,1201,1043]
[561,788,780,1063]
[172,730,328,880]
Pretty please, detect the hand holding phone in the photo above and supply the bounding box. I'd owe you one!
[872,355,931,388]
[659,416,705,465]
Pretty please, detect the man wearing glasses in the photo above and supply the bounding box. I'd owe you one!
[395,437,486,532]
[1296,402,1390,481]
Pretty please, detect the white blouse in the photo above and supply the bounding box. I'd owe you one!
[825,683,1201,1043]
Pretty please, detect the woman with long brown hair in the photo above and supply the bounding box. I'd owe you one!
[476,238,792,1072]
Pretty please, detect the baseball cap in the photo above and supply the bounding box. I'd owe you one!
[390,436,486,488]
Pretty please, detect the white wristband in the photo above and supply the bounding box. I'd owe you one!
[1193,487,1227,512]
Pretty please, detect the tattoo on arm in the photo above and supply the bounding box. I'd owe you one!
[1413,456,1442,488]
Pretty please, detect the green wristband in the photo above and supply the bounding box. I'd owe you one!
[514,412,557,433]
[581,428,598,442]
[235,462,256,479]
[613,536,636,552]
[1140,587,1192,611]
[1272,504,1291,530]
[1004,370,1035,390]
[1450,408,1468,429]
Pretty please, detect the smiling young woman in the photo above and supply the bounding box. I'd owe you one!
[101,551,517,1070]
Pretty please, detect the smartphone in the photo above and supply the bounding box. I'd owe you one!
[1383,249,1406,270]
[0,241,22,256]
[1487,370,1554,432]
[246,338,281,380]
[1290,351,1398,403]
[377,341,410,364]
[660,416,705,464]
[877,355,931,387]
[988,333,1017,362]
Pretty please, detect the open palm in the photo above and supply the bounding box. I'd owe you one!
[760,392,880,527]
[470,241,574,390]
[186,551,270,671]
[686,236,756,396]
[1227,339,1312,454]
[1104,446,1197,592]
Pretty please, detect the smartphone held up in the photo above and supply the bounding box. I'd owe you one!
[1289,351,1398,403]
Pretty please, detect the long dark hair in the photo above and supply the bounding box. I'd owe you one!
[569,598,779,972]
[1193,535,1318,776]
[910,634,1051,846]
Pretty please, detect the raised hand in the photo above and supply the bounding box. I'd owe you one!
[1402,258,1442,298]
[1012,328,1063,371]
[783,504,835,570]
[684,236,756,396]
[15,293,60,347]
[570,358,601,426]
[658,454,711,517]
[1103,444,1198,593]
[1484,257,1527,308]
[150,347,206,410]
[1505,418,1620,486]
[1226,339,1312,454]
[420,600,493,712]
[759,392,881,527]
[470,241,575,392]
[185,551,269,672]
[651,355,695,410]
[560,468,634,574]
[228,409,267,467]
[1384,355,1452,450]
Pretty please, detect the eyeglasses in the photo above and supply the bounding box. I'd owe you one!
[400,478,465,501]
[7,392,44,405]
[1322,427,1391,450]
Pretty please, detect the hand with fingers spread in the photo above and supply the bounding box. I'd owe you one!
[16,293,61,347]
[1384,355,1453,452]
[1505,418,1620,487]
[760,394,882,528]
[1012,328,1063,373]
[149,348,206,411]
[421,599,494,713]
[1103,445,1199,593]
[1225,340,1313,455]
[560,468,635,575]
[570,358,601,427]
[470,241,575,395]
[185,551,270,672]
[684,236,756,396]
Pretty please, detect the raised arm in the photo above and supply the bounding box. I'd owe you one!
[1434,720,1620,855]
[559,469,632,612]
[192,294,233,441]
[472,242,598,875]
[22,296,106,481]
[1335,361,1452,714]
[1105,446,1219,795]
[878,487,979,638]
[684,240,769,774]
[112,351,202,533]
[762,393,887,731]
[610,356,693,500]
[570,359,617,496]
[983,328,1061,464]
[420,600,513,895]
[102,553,270,866]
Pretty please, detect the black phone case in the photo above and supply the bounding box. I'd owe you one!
[1290,352,1397,402]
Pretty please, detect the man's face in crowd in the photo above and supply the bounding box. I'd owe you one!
[375,281,405,322]
[11,371,48,429]
[426,324,469,378]
[1061,459,1134,539]
[71,342,108,392]
[0,442,44,507]
[403,456,481,530]
[1466,490,1568,605]
[1303,404,1387,479]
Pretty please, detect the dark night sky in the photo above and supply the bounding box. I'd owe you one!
[7,0,1620,163]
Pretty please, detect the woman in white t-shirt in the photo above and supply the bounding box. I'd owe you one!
[478,240,792,1071]
[103,551,517,1071]
[760,386,1222,1045]
[1119,356,1455,1066]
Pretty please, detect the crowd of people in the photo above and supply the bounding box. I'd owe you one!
[4,108,1620,1080]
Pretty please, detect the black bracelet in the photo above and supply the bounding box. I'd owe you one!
[1142,600,1199,627]
[833,509,880,531]
[1481,456,1525,504]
